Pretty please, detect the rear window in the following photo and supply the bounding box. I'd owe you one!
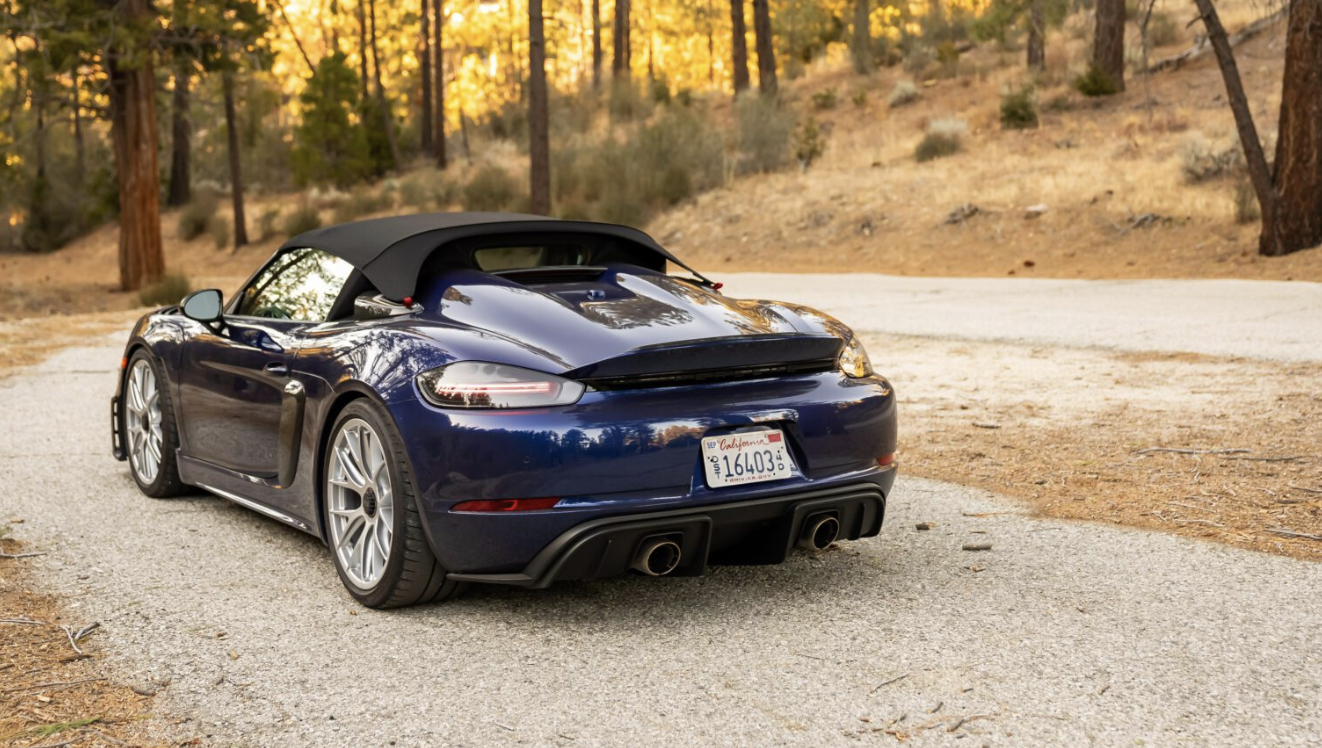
[473,243,594,271]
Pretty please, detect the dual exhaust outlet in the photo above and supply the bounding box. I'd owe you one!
[629,513,841,577]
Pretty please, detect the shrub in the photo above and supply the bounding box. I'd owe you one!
[257,206,282,240]
[734,95,794,174]
[207,215,230,249]
[283,202,322,236]
[935,41,961,69]
[649,76,672,105]
[609,78,651,122]
[399,175,431,211]
[595,193,651,227]
[431,178,460,209]
[1000,86,1038,130]
[333,187,390,223]
[915,118,966,162]
[178,188,220,241]
[851,89,868,108]
[888,80,920,108]
[1233,176,1260,224]
[1181,133,1243,183]
[1043,92,1076,113]
[1148,12,1178,47]
[793,117,827,171]
[1073,64,1119,97]
[464,165,520,211]
[811,87,839,110]
[138,273,192,307]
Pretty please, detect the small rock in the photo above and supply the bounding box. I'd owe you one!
[915,522,933,531]
[1023,203,1048,219]
[962,542,993,551]
[1022,259,1036,268]
[943,203,981,225]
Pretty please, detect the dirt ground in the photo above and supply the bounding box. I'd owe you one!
[0,532,176,748]
[875,333,1322,562]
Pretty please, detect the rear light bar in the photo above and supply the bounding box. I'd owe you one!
[452,497,561,512]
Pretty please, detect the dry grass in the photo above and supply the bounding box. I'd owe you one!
[879,334,1322,562]
[0,311,139,380]
[0,532,174,748]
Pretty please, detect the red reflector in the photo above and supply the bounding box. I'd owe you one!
[877,454,895,467]
[452,497,561,512]
[120,356,128,370]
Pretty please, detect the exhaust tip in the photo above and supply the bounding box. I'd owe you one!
[799,515,841,552]
[632,538,682,576]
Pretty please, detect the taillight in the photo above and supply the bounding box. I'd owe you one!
[416,362,585,409]
[452,497,561,512]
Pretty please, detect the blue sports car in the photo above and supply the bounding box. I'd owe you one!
[112,213,897,608]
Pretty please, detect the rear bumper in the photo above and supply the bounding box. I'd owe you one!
[447,476,891,588]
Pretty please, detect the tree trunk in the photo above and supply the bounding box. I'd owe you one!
[613,0,631,76]
[1190,0,1277,250]
[1264,0,1322,256]
[730,0,750,93]
[851,0,872,74]
[592,0,602,89]
[72,68,86,184]
[420,0,433,152]
[434,0,447,168]
[167,58,191,207]
[528,0,551,215]
[356,0,369,100]
[441,0,452,168]
[368,0,402,169]
[223,71,248,249]
[1027,0,1045,71]
[751,0,776,95]
[106,4,165,292]
[1093,0,1125,91]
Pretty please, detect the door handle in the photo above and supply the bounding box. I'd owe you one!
[263,362,289,376]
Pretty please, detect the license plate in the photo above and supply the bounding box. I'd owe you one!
[701,429,795,488]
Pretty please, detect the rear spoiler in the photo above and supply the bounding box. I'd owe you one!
[565,333,844,383]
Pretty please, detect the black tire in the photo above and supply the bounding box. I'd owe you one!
[124,350,187,498]
[324,400,465,608]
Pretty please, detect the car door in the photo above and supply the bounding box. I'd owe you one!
[177,248,354,478]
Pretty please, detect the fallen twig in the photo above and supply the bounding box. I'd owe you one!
[1267,527,1322,542]
[30,740,78,748]
[1221,455,1305,463]
[962,543,993,551]
[60,622,99,659]
[1172,519,1224,527]
[946,716,966,732]
[0,550,47,559]
[2,676,106,694]
[1135,447,1250,456]
[84,727,130,746]
[1,618,47,625]
[870,673,909,693]
[972,422,1001,430]
[1287,483,1322,495]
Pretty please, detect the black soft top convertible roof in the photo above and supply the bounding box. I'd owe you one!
[279,212,705,300]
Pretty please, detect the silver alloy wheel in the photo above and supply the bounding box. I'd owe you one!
[327,417,395,589]
[125,359,164,484]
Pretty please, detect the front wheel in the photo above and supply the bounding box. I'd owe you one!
[323,400,464,608]
[123,351,186,498]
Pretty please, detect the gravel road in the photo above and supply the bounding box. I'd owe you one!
[4,278,1321,747]
[721,274,1322,363]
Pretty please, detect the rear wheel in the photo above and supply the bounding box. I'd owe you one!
[123,351,186,498]
[324,400,464,608]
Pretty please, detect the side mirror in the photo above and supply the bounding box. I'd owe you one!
[182,289,224,324]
